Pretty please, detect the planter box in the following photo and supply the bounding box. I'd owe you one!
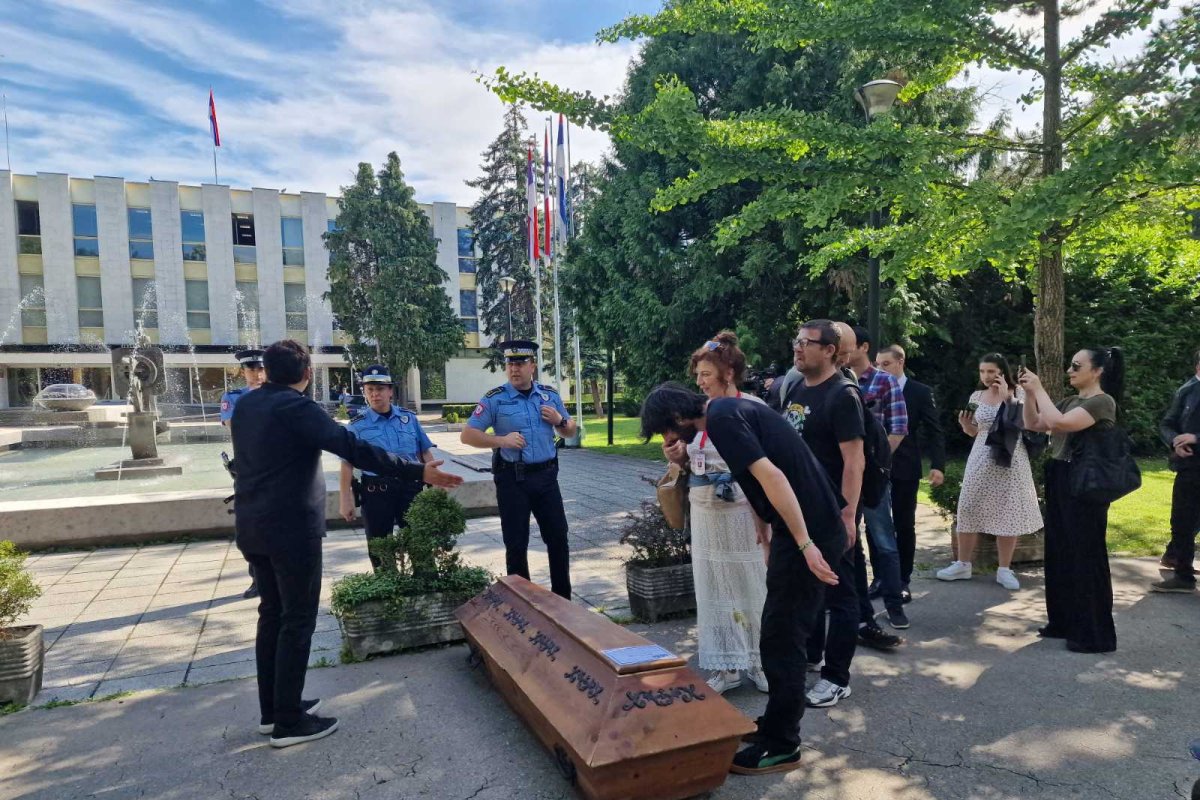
[950,523,1045,568]
[443,422,465,432]
[337,594,467,660]
[625,561,695,623]
[0,625,44,706]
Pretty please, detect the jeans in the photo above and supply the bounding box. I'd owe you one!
[803,547,859,687]
[495,466,572,598]
[890,478,920,587]
[858,483,904,616]
[759,526,844,751]
[242,544,322,726]
[1169,469,1200,583]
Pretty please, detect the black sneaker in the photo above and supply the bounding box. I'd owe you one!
[729,742,802,775]
[741,716,765,744]
[243,583,260,599]
[858,623,902,650]
[269,713,339,748]
[1150,576,1197,594]
[1037,625,1066,639]
[886,607,910,630]
[258,699,322,734]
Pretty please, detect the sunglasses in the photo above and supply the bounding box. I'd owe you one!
[1067,361,1084,372]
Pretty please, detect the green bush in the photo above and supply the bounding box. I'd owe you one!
[442,404,476,420]
[618,394,643,417]
[332,490,489,619]
[619,499,690,568]
[0,541,42,634]
[444,411,460,424]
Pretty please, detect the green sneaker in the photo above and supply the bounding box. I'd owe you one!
[729,742,802,775]
[1150,576,1197,593]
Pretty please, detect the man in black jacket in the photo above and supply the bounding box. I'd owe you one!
[1150,349,1200,594]
[876,345,947,600]
[232,340,463,747]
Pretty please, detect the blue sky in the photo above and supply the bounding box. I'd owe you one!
[0,0,659,201]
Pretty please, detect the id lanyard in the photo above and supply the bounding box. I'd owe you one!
[695,392,740,471]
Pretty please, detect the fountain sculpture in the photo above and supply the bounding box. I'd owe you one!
[33,384,98,412]
[94,341,184,480]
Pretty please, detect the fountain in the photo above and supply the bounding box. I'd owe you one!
[33,384,97,412]
[93,340,184,480]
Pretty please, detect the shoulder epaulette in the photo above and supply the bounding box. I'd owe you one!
[485,386,505,398]
[538,383,560,394]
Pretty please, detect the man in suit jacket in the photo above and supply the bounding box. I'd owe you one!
[876,345,946,599]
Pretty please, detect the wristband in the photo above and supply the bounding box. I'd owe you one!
[798,539,813,553]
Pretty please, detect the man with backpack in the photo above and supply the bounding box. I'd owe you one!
[845,325,911,632]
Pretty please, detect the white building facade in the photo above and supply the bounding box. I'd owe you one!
[0,171,500,408]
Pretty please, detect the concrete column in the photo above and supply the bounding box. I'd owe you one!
[94,177,136,343]
[37,172,78,344]
[300,192,333,348]
[429,202,458,313]
[252,188,285,344]
[150,180,187,345]
[202,184,237,345]
[407,366,422,412]
[0,171,21,345]
[0,369,9,408]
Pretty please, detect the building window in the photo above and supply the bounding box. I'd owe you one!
[235,281,259,332]
[73,204,99,257]
[18,275,46,327]
[77,276,104,328]
[131,277,158,328]
[17,200,41,255]
[281,217,305,266]
[459,289,477,317]
[462,318,479,333]
[185,279,210,329]
[327,219,339,233]
[232,213,256,264]
[457,227,477,273]
[128,208,154,260]
[284,283,308,331]
[181,211,206,261]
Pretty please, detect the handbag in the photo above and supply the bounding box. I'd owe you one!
[1067,425,1141,504]
[656,462,688,530]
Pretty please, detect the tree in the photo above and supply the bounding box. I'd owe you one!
[466,106,537,370]
[493,1,1200,398]
[325,154,463,397]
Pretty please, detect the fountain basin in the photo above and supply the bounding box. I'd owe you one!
[34,384,97,412]
[94,457,185,481]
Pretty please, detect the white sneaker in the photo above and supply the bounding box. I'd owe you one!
[746,667,769,693]
[937,561,973,581]
[805,679,852,708]
[705,670,743,694]
[996,567,1020,591]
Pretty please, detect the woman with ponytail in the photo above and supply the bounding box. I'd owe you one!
[1019,347,1124,653]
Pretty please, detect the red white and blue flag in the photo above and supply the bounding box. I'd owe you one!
[556,115,569,246]
[526,144,539,261]
[208,89,221,147]
[543,126,552,258]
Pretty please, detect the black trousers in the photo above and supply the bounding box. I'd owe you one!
[760,527,845,751]
[242,544,322,725]
[1169,469,1200,583]
[890,477,920,587]
[360,478,422,570]
[495,465,571,598]
[803,545,859,687]
[1043,460,1116,652]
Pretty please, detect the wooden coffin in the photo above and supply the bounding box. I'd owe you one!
[455,576,756,800]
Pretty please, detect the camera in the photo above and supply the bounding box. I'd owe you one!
[743,362,779,400]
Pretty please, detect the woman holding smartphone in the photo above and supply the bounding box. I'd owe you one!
[936,353,1042,590]
[1019,347,1124,654]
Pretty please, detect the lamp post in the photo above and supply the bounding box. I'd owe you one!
[498,275,516,341]
[854,78,902,352]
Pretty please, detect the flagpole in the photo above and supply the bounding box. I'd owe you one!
[566,118,583,425]
[529,137,543,378]
[212,145,219,185]
[2,93,10,172]
[547,117,563,395]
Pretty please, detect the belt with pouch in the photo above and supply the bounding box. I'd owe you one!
[361,473,421,493]
[493,457,558,475]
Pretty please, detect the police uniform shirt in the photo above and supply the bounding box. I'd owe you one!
[346,404,433,476]
[220,387,253,423]
[468,383,570,464]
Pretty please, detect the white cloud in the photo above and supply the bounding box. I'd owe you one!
[1,2,638,204]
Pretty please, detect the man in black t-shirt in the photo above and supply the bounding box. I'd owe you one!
[641,383,847,776]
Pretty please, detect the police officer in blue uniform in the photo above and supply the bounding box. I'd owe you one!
[339,364,436,570]
[461,340,576,598]
[221,348,266,599]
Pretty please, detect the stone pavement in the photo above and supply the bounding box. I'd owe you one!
[15,445,661,704]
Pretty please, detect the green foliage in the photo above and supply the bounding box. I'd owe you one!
[334,404,349,422]
[441,404,477,419]
[325,153,464,377]
[444,411,460,424]
[332,490,489,619]
[619,498,691,568]
[0,541,41,633]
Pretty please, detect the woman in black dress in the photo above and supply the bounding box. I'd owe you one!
[1019,347,1124,653]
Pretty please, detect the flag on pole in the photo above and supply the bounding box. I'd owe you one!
[527,144,539,261]
[208,89,221,147]
[543,125,552,258]
[556,114,568,247]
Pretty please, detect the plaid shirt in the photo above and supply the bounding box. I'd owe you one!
[859,366,909,436]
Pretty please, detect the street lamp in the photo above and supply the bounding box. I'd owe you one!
[498,275,516,341]
[854,78,902,353]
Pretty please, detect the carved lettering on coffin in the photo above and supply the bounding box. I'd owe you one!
[564,665,605,705]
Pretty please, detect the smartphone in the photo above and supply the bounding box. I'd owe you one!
[1019,355,1028,373]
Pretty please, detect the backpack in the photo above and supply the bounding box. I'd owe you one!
[840,373,893,508]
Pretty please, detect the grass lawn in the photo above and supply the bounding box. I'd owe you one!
[920,457,1174,557]
[578,414,665,461]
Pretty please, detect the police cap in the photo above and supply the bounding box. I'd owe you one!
[361,364,394,385]
[235,348,265,367]
[499,339,538,363]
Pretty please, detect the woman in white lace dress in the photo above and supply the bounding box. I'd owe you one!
[937,353,1043,590]
[662,331,769,694]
